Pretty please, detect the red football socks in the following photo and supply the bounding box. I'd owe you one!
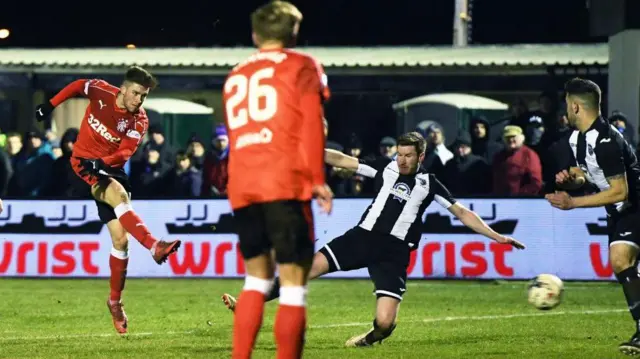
[114,203,157,250]
[274,304,306,359]
[232,290,266,359]
[275,286,307,359]
[109,248,129,302]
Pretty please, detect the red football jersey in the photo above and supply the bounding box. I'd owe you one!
[50,79,148,168]
[223,49,329,210]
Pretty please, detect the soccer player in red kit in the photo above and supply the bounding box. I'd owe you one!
[35,66,181,335]
[223,2,333,358]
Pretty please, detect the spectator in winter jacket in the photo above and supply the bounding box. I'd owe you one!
[609,111,636,151]
[442,131,491,196]
[420,123,453,177]
[202,124,229,197]
[130,148,172,197]
[47,127,80,196]
[492,125,543,196]
[143,123,176,166]
[8,129,55,196]
[170,151,203,197]
[186,135,207,170]
[469,116,502,165]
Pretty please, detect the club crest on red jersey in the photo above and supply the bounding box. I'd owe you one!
[116,119,128,133]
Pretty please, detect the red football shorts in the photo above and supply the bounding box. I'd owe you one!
[70,157,99,186]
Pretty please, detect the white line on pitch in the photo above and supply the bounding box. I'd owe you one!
[406,283,615,290]
[0,330,194,342]
[0,309,626,341]
[309,308,627,329]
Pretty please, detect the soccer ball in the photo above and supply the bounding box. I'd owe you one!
[527,274,564,310]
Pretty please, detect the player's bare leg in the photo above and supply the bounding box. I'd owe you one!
[105,220,129,334]
[274,258,313,359]
[232,253,275,359]
[223,251,329,312]
[92,177,180,264]
[346,297,400,347]
[611,243,640,355]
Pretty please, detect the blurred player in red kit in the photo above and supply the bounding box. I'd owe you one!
[35,66,181,335]
[223,1,333,358]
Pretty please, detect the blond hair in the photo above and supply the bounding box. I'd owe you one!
[251,1,303,45]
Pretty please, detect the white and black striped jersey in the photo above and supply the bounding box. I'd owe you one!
[568,116,640,216]
[355,156,456,248]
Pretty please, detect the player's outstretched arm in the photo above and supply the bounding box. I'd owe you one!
[325,149,359,171]
[447,202,526,249]
[431,175,523,248]
[35,79,89,122]
[49,80,88,107]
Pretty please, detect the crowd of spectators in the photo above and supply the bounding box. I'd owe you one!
[326,91,635,198]
[0,91,633,199]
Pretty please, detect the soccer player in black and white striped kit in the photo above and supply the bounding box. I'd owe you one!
[547,78,640,356]
[223,131,525,347]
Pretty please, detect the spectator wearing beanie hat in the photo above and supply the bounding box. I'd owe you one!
[202,124,229,197]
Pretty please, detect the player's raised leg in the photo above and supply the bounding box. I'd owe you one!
[222,250,330,311]
[105,219,129,334]
[611,242,640,355]
[91,177,180,264]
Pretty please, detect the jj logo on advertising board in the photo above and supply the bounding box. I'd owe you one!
[164,203,235,235]
[163,203,244,276]
[0,203,104,235]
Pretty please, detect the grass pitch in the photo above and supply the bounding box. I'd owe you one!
[0,278,632,358]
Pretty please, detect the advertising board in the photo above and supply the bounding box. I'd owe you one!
[0,199,613,280]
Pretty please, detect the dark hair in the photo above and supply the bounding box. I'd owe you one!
[176,150,189,162]
[564,77,601,110]
[251,1,302,45]
[124,66,158,89]
[396,131,426,155]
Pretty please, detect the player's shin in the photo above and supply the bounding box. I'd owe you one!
[113,203,157,250]
[365,319,397,344]
[275,286,307,359]
[616,266,640,331]
[109,247,129,303]
[232,275,273,359]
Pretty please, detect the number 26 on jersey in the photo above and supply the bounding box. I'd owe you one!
[225,68,278,130]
